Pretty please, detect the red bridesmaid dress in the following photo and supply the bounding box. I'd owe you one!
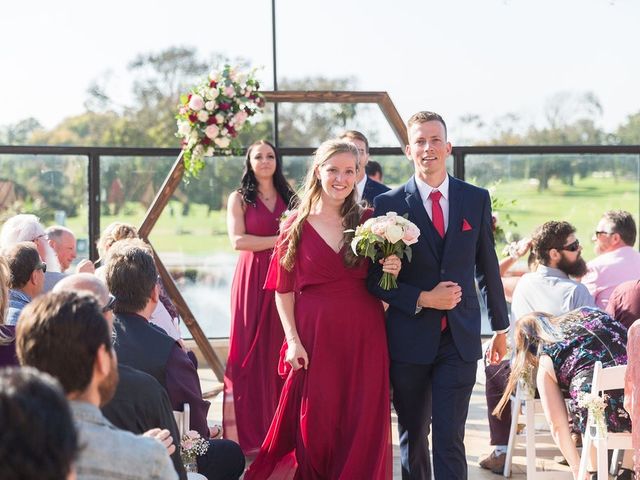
[245,213,392,479]
[223,196,287,454]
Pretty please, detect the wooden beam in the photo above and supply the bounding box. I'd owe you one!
[152,246,226,381]
[262,90,408,150]
[263,90,385,104]
[378,94,408,147]
[138,151,185,239]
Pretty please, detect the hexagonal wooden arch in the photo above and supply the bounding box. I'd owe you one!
[137,91,407,383]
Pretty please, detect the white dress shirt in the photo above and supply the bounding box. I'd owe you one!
[355,175,368,202]
[414,174,450,232]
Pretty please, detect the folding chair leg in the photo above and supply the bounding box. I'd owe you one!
[503,395,520,477]
[525,399,537,477]
[596,438,608,479]
[577,429,593,480]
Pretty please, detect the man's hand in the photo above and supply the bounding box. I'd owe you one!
[418,281,462,310]
[143,428,176,455]
[487,332,507,365]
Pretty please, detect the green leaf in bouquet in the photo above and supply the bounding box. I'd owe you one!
[404,246,413,263]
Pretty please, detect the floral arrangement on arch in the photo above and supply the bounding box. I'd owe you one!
[176,64,265,177]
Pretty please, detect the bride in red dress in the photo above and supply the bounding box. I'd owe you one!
[245,139,399,479]
[224,140,296,454]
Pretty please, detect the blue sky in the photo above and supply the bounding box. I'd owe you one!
[2,0,638,145]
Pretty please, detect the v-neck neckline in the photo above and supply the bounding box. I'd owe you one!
[256,195,280,214]
[305,220,343,255]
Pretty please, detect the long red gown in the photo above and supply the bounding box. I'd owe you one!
[245,216,392,480]
[224,196,287,454]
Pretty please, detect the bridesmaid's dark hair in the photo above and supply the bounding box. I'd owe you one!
[238,140,295,208]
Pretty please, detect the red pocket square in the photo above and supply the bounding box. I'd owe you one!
[462,219,473,231]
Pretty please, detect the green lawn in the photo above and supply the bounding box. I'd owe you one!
[489,176,639,261]
[66,176,639,261]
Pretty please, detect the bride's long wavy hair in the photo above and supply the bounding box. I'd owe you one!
[280,139,362,271]
[493,312,564,418]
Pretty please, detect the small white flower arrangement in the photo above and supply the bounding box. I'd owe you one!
[578,392,608,436]
[348,212,420,290]
[180,430,209,471]
[176,65,264,178]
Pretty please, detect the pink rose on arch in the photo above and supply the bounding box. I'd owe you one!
[402,224,420,246]
[188,94,204,111]
[204,125,219,139]
[224,86,235,97]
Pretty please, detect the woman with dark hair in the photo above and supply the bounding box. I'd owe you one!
[0,366,78,480]
[245,139,399,479]
[494,307,631,479]
[224,140,296,454]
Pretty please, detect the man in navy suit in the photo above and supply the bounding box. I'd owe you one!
[367,111,509,479]
[339,130,390,205]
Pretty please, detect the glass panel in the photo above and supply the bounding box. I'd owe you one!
[0,153,90,269]
[465,153,640,259]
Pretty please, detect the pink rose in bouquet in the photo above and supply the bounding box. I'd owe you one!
[347,212,421,290]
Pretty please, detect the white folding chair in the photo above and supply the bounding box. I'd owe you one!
[577,362,632,480]
[173,402,190,436]
[503,381,572,478]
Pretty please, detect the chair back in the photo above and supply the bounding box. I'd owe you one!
[173,403,190,436]
[591,362,626,394]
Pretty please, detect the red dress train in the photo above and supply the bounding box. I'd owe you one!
[224,196,287,454]
[245,216,392,480]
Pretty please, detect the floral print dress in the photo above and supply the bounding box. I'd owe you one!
[542,306,631,433]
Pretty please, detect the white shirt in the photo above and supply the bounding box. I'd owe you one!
[414,174,450,233]
[355,175,368,202]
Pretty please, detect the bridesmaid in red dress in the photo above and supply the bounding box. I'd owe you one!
[224,140,296,454]
[245,139,400,479]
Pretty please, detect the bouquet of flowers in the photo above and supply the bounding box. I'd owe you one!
[578,392,608,436]
[348,212,420,290]
[180,430,209,471]
[176,64,265,178]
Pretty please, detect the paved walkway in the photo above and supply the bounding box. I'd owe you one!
[198,365,572,479]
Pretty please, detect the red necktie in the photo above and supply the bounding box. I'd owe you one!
[429,190,447,331]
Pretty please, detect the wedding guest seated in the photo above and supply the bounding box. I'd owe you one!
[53,272,186,479]
[96,221,182,342]
[0,367,78,480]
[607,279,640,329]
[0,255,18,367]
[0,213,65,291]
[46,225,95,274]
[582,210,640,309]
[16,291,178,479]
[4,241,46,325]
[495,307,632,479]
[105,239,245,480]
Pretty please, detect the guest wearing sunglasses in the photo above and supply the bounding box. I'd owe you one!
[511,221,595,321]
[2,242,46,325]
[480,221,595,473]
[582,210,640,310]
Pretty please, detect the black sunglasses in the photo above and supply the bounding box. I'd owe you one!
[560,239,580,252]
[103,294,117,313]
[594,231,613,237]
[35,261,47,273]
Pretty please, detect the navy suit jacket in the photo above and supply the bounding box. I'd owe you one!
[362,177,390,206]
[367,175,509,363]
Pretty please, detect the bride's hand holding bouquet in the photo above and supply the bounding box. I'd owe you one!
[348,212,420,290]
